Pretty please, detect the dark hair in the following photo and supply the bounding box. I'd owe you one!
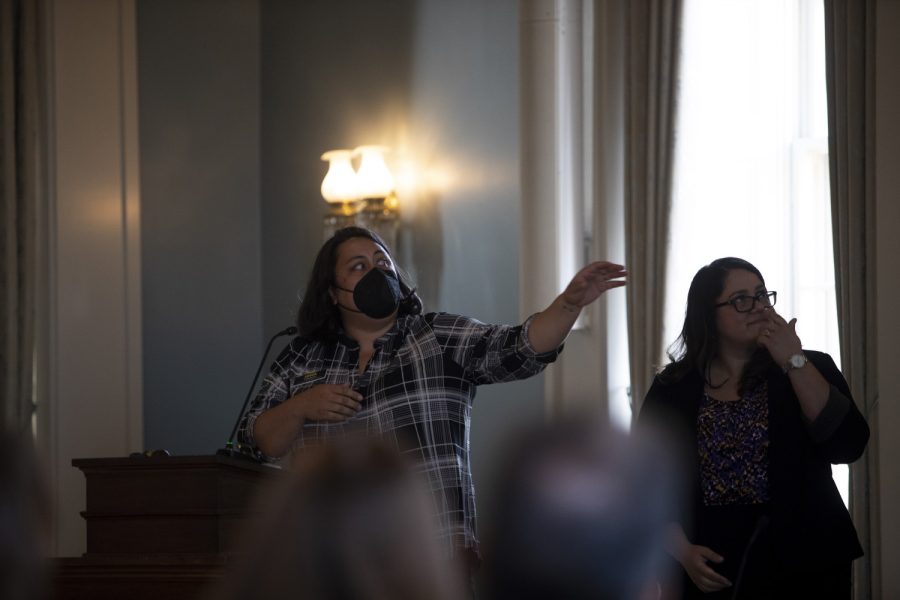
[296,227,422,341]
[661,257,773,395]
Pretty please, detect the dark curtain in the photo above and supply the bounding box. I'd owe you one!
[0,0,45,435]
[824,1,879,598]
[624,0,683,417]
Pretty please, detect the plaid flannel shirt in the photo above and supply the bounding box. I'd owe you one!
[238,311,561,556]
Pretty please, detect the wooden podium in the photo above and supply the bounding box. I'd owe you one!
[53,454,281,600]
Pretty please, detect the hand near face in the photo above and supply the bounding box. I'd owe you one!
[756,309,803,365]
[561,261,627,308]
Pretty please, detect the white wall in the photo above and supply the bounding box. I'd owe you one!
[42,0,143,556]
[520,0,612,420]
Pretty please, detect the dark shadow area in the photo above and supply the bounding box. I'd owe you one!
[137,0,265,454]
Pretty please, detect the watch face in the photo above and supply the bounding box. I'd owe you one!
[791,354,807,368]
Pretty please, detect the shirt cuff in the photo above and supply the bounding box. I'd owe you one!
[518,313,564,363]
[804,384,852,443]
[241,411,260,448]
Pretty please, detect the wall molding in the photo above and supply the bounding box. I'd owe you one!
[40,0,143,556]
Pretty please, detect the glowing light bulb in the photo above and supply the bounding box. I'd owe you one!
[320,149,359,203]
[354,145,395,199]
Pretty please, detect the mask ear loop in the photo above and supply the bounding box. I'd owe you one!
[336,301,363,314]
[331,283,363,313]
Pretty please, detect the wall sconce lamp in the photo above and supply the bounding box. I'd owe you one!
[321,145,400,248]
[320,149,363,216]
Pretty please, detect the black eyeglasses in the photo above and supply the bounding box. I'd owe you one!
[715,290,777,313]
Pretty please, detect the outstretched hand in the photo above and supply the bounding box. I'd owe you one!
[525,261,626,353]
[561,261,627,308]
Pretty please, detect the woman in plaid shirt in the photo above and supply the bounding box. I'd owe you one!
[239,226,626,564]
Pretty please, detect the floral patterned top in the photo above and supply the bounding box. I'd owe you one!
[697,380,770,506]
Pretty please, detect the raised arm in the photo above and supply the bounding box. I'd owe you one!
[758,312,869,462]
[526,261,626,353]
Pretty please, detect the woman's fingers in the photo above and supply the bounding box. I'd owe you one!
[701,566,732,588]
[315,403,354,419]
[329,391,362,412]
[580,261,627,280]
[563,263,627,306]
[695,565,731,591]
[301,384,364,422]
[335,384,364,402]
[768,310,796,330]
[339,399,363,412]
[579,267,627,292]
[338,391,364,407]
[692,546,731,590]
[699,577,730,592]
[697,546,723,563]
[584,260,625,272]
[332,403,357,417]
[325,410,350,421]
[597,267,627,281]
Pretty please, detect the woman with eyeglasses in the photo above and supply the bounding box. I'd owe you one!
[638,257,868,599]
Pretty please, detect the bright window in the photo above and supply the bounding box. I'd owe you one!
[664,0,847,505]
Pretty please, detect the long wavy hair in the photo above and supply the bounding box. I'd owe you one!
[661,257,773,395]
[296,227,422,341]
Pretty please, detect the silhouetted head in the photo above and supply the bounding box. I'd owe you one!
[485,418,678,600]
[216,439,461,600]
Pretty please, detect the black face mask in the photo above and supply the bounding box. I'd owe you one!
[335,268,403,319]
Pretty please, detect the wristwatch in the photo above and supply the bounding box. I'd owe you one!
[783,353,808,374]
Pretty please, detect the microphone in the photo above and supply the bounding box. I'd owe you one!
[217,325,298,461]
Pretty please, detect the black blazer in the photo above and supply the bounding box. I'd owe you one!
[638,350,869,568]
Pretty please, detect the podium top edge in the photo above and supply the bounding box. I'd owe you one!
[71,454,282,472]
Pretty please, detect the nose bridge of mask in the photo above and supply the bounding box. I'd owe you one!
[333,266,391,294]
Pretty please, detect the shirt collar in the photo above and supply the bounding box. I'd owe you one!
[335,313,413,350]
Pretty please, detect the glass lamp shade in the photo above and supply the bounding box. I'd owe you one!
[320,150,360,203]
[354,145,395,199]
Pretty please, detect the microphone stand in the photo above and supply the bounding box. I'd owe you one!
[730,515,769,600]
[216,325,297,461]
